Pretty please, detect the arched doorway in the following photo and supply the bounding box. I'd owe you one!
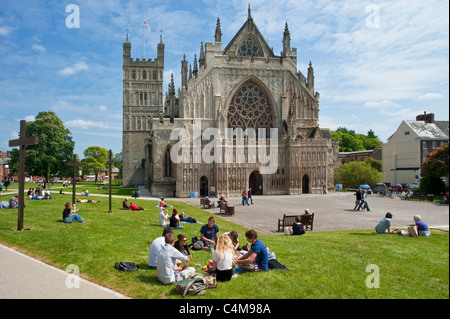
[200,176,208,197]
[302,174,310,194]
[249,171,263,195]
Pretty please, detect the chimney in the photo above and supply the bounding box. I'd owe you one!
[416,111,434,123]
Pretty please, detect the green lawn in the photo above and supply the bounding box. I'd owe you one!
[0,191,448,299]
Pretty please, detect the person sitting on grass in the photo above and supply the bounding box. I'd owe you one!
[174,233,192,259]
[235,229,268,272]
[9,195,19,208]
[148,226,173,269]
[156,233,190,285]
[192,216,219,251]
[412,215,431,237]
[62,202,85,223]
[291,216,305,235]
[375,212,392,234]
[169,209,184,229]
[159,208,170,227]
[208,233,237,282]
[122,198,130,210]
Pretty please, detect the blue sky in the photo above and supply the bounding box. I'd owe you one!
[0,0,448,159]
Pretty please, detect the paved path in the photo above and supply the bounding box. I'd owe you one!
[0,243,125,299]
[171,191,449,234]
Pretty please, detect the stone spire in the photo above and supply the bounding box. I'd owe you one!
[181,54,188,89]
[215,18,222,43]
[248,3,252,20]
[199,42,205,68]
[168,73,175,95]
[193,54,198,78]
[282,22,291,57]
[307,61,314,92]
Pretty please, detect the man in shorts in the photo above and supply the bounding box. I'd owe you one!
[193,216,219,251]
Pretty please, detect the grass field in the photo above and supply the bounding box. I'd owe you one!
[0,186,448,299]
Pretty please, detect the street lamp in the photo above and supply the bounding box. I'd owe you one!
[132,160,139,199]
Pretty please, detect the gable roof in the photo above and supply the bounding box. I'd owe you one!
[405,120,449,139]
[222,10,275,58]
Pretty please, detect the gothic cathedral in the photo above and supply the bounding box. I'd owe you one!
[122,8,339,198]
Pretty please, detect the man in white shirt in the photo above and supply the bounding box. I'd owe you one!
[148,227,173,269]
[157,233,190,285]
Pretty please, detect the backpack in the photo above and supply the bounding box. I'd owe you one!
[175,277,207,297]
[175,274,217,297]
[115,262,139,272]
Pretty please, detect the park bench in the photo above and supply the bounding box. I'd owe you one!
[219,202,235,216]
[278,213,315,232]
[412,191,426,201]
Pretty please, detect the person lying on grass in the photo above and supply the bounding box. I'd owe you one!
[76,199,100,203]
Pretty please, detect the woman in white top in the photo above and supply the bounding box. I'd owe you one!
[208,233,237,282]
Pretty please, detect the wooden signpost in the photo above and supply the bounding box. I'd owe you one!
[106,150,115,214]
[67,155,83,205]
[8,120,39,231]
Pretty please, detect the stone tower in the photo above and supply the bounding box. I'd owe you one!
[122,33,164,187]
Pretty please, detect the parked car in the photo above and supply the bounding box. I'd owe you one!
[375,183,387,193]
[408,184,419,191]
[359,184,373,195]
[391,184,403,193]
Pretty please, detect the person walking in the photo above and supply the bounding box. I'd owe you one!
[354,188,362,210]
[357,190,371,211]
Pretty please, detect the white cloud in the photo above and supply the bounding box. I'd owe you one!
[417,93,443,100]
[31,44,45,53]
[0,26,13,36]
[65,119,109,130]
[363,100,402,109]
[58,62,88,76]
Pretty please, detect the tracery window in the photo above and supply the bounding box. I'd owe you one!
[227,81,273,130]
[237,37,263,57]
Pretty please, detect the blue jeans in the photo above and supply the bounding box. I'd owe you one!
[357,200,370,211]
[64,214,84,223]
[242,196,248,206]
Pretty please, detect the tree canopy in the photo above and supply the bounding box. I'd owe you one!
[332,127,382,152]
[334,161,381,189]
[419,142,449,194]
[82,146,109,182]
[9,111,74,180]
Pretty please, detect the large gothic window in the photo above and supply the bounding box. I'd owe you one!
[237,37,263,57]
[227,81,273,130]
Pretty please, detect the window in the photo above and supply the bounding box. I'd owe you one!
[227,81,273,130]
[404,131,410,135]
[237,37,263,57]
[422,141,427,149]
[432,141,437,149]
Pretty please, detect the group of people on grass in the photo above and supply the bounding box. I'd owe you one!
[148,215,283,285]
[375,212,431,237]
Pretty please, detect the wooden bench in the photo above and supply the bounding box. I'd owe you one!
[219,202,235,216]
[412,191,426,201]
[300,213,314,231]
[278,213,314,232]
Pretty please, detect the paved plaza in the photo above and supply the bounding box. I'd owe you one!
[172,191,449,235]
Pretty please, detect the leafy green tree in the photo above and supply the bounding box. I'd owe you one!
[82,146,109,183]
[332,127,382,152]
[419,142,449,194]
[364,158,382,172]
[334,161,381,189]
[9,111,74,180]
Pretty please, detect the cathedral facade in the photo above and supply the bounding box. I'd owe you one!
[122,8,339,198]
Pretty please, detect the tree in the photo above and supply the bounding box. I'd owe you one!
[334,161,381,189]
[9,111,74,180]
[82,146,109,182]
[419,142,449,194]
[332,127,382,152]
